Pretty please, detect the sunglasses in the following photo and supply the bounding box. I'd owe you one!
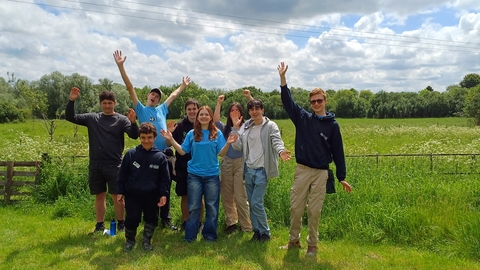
[309,99,324,105]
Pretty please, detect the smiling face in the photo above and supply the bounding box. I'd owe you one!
[197,108,212,127]
[140,132,155,151]
[186,104,199,123]
[309,93,326,116]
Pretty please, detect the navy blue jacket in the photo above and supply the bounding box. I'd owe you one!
[280,85,346,181]
[118,145,170,197]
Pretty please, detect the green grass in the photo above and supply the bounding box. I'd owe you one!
[2,117,480,269]
[1,203,479,270]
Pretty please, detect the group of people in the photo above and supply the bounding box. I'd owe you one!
[65,50,352,256]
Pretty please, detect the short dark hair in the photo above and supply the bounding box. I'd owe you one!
[139,122,157,137]
[184,98,200,110]
[247,99,264,110]
[99,91,116,102]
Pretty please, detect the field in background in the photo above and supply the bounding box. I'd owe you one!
[1,117,480,268]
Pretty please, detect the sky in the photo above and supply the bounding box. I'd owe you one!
[1,0,479,93]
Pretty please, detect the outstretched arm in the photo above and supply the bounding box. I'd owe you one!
[164,76,191,106]
[160,130,186,155]
[243,89,254,101]
[277,62,288,86]
[113,50,139,106]
[214,95,224,123]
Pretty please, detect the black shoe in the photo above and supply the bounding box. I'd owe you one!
[162,219,178,231]
[117,221,125,232]
[224,224,238,235]
[93,222,105,234]
[258,234,271,243]
[250,231,260,241]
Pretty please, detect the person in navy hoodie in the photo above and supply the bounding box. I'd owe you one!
[277,62,352,257]
[117,123,170,251]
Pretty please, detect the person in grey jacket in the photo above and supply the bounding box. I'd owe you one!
[231,99,291,242]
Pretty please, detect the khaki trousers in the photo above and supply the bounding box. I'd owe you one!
[220,156,252,231]
[289,164,328,246]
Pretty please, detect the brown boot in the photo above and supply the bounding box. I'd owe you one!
[280,240,301,250]
[306,245,317,256]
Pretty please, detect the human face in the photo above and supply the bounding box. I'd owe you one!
[248,106,264,124]
[229,106,240,120]
[197,109,212,127]
[310,93,326,116]
[186,104,199,123]
[146,92,161,107]
[100,99,116,115]
[140,132,155,151]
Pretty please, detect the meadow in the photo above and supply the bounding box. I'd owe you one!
[1,117,480,269]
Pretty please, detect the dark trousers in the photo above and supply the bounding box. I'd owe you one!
[125,194,159,230]
[159,159,174,220]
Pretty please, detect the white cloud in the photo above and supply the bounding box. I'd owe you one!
[0,0,479,94]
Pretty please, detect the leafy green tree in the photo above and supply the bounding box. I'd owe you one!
[460,73,480,89]
[445,85,467,116]
[463,85,480,125]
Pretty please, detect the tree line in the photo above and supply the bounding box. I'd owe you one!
[1,71,480,124]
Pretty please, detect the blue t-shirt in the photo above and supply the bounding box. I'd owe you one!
[134,101,169,150]
[182,129,226,177]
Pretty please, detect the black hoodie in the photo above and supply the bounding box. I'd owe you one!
[280,85,347,181]
[118,145,170,197]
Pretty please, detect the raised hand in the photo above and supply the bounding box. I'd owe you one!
[113,50,126,65]
[227,134,238,144]
[126,108,137,123]
[160,129,173,141]
[277,62,288,77]
[279,150,292,161]
[69,87,80,101]
[182,76,191,87]
[243,89,252,100]
[218,95,225,104]
[231,110,243,127]
[167,120,177,133]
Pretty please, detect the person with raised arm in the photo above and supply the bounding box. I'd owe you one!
[277,62,352,257]
[65,87,138,234]
[213,90,254,234]
[114,50,190,230]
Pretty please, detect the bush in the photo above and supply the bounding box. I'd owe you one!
[0,100,25,123]
[34,159,89,203]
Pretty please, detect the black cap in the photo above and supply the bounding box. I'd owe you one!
[150,88,162,99]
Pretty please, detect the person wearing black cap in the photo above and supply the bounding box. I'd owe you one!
[114,50,190,231]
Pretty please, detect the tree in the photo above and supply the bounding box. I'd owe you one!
[460,73,480,89]
[463,85,480,125]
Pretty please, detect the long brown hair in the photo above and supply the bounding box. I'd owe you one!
[194,106,218,142]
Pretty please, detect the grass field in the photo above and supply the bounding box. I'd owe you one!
[1,117,480,269]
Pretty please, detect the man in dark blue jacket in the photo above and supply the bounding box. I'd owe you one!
[277,62,352,257]
[117,123,170,251]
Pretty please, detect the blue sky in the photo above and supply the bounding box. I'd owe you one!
[1,0,479,93]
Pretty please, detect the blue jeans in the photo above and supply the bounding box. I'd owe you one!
[185,173,220,242]
[244,166,270,236]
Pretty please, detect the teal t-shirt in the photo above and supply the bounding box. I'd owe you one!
[134,101,169,150]
[182,129,226,177]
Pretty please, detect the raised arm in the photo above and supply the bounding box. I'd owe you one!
[243,89,254,101]
[113,50,139,106]
[65,87,80,122]
[214,95,224,123]
[278,62,288,86]
[160,130,186,155]
[164,76,191,106]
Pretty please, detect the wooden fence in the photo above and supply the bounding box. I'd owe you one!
[0,161,41,204]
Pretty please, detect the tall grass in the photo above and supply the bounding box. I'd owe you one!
[2,118,480,262]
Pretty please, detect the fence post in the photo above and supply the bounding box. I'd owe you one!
[376,154,379,168]
[5,161,13,204]
[430,153,433,172]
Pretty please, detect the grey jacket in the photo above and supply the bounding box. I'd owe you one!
[232,117,285,179]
